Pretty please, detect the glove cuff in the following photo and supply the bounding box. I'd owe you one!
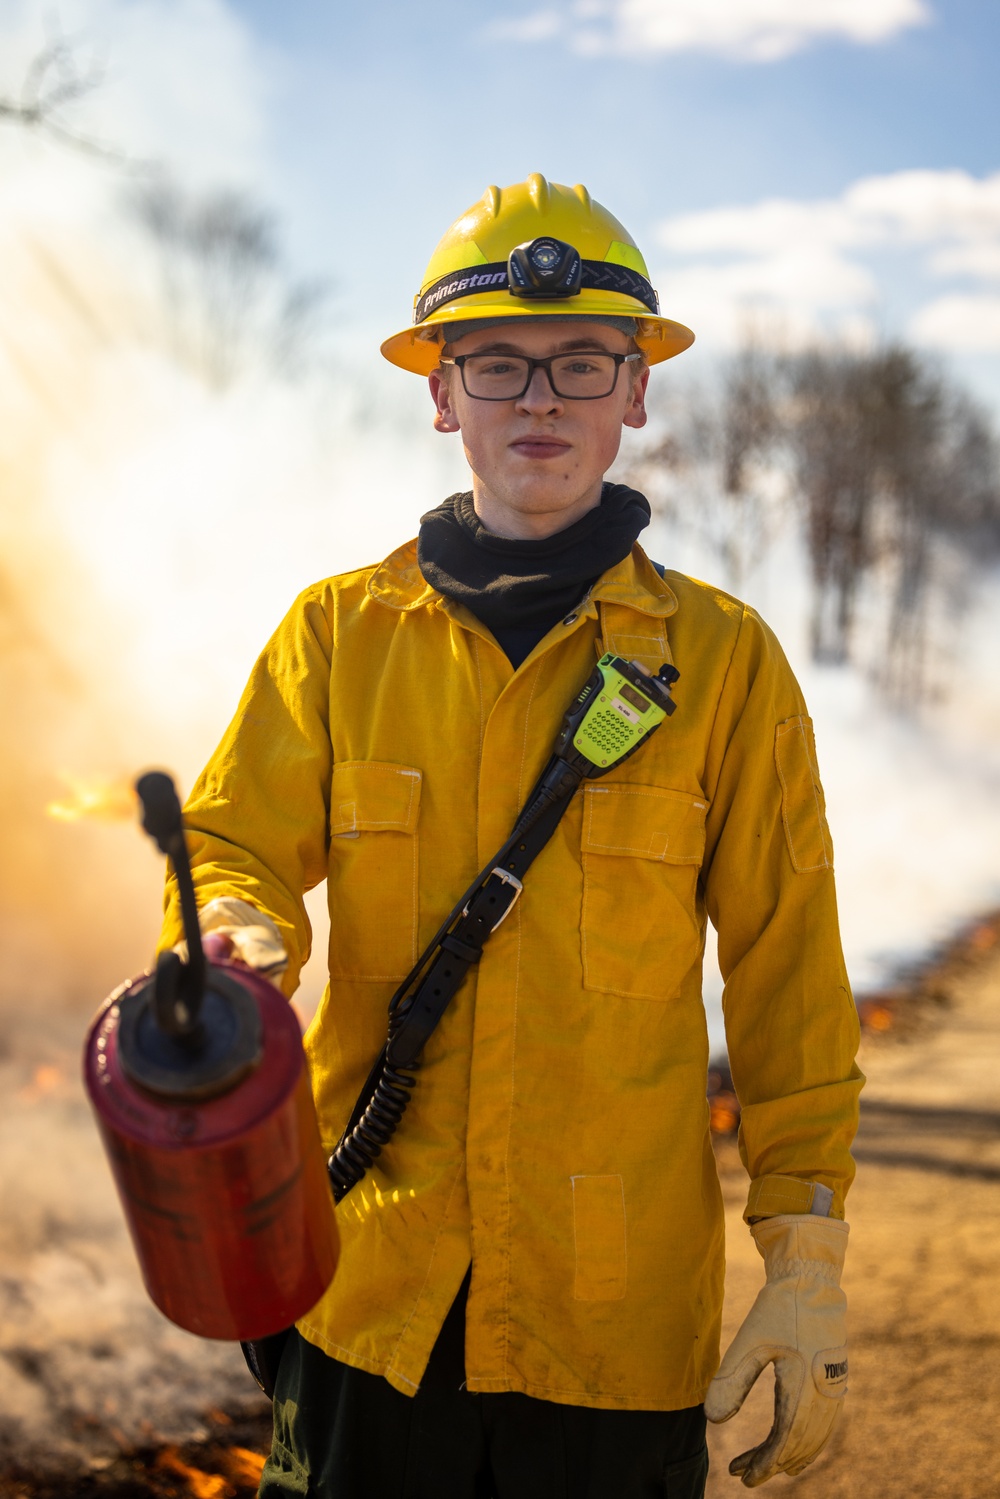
[751,1214,849,1284]
[199,897,278,935]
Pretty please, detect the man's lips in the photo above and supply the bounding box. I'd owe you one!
[510,436,571,459]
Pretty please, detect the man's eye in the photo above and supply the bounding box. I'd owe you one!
[479,360,519,376]
[564,359,601,375]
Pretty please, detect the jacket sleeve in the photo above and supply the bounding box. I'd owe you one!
[158,585,334,996]
[701,605,863,1221]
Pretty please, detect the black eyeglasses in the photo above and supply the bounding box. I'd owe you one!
[439,350,642,402]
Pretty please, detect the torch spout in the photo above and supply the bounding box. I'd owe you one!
[136,772,205,1039]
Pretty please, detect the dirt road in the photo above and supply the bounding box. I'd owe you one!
[2,953,999,1495]
[706,956,1000,1499]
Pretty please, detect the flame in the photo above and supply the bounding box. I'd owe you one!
[858,996,898,1033]
[709,1092,740,1135]
[45,771,138,823]
[155,1447,234,1498]
[222,1447,268,1485]
[152,1442,267,1494]
[969,920,999,953]
[17,1063,66,1103]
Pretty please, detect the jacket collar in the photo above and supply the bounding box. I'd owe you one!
[587,545,677,619]
[367,539,439,612]
[367,538,678,619]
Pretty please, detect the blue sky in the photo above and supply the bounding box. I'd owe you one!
[236,0,1000,230]
[3,0,1000,396]
[200,0,1000,397]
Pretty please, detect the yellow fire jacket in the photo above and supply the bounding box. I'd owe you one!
[160,540,862,1412]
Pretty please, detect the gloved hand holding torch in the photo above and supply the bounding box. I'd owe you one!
[704,1214,849,1487]
[174,896,288,982]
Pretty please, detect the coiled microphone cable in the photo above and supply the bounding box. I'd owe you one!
[326,757,580,1202]
[326,652,679,1203]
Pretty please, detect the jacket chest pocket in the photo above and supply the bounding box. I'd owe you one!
[581,783,707,1000]
[328,761,422,981]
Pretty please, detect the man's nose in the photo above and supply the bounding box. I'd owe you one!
[516,364,563,414]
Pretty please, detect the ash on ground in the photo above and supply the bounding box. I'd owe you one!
[0,1009,270,1487]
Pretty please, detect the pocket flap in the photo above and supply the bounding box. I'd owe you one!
[330,761,421,835]
[582,783,707,865]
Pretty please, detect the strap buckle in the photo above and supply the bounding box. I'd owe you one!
[488,868,523,930]
[463,867,524,932]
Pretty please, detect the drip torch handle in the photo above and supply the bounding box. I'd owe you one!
[136,771,205,1036]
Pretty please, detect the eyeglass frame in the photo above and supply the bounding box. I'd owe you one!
[438,349,643,402]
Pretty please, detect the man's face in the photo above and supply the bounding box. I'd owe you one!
[427,320,649,539]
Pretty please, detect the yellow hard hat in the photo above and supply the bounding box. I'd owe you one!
[381,173,695,375]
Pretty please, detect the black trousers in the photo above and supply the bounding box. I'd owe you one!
[258,1278,708,1499]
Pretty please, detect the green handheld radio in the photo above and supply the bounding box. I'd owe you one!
[515,654,679,827]
[556,650,676,768]
[327,652,680,1204]
[559,653,677,771]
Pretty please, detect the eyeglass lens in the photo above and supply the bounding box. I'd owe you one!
[461,353,622,400]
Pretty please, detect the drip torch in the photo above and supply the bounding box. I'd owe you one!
[83,772,338,1341]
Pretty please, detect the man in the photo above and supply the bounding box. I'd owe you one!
[162,175,862,1497]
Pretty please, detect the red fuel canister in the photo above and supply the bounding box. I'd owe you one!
[83,773,338,1341]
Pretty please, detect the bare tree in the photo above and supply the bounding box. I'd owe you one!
[630,341,783,591]
[0,32,136,166]
[785,350,886,664]
[786,346,1000,700]
[638,338,1000,708]
[129,176,329,386]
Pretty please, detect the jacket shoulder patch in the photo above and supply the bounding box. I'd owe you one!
[774,716,833,873]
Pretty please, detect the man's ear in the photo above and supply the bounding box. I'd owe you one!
[622,366,649,431]
[429,368,461,434]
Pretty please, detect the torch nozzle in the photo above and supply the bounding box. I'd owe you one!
[136,770,184,855]
[136,771,205,1040]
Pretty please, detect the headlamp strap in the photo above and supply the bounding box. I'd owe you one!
[413,258,659,324]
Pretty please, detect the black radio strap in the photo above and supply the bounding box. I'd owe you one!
[328,762,578,1202]
[242,772,578,1400]
[388,790,569,1070]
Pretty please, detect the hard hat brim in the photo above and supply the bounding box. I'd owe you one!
[381,295,695,376]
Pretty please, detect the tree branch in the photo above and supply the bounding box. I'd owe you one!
[0,34,143,169]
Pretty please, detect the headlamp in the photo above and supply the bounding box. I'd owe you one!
[508,237,583,300]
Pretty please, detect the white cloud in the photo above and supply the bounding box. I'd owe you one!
[659,170,1000,255]
[662,247,876,346]
[493,7,564,41]
[653,170,1000,353]
[490,0,930,61]
[910,295,1000,352]
[843,169,1000,242]
[659,198,855,256]
[929,243,1000,280]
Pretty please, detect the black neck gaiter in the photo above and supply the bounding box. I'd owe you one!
[417,482,651,636]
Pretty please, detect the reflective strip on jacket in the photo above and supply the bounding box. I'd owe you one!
[160,540,863,1412]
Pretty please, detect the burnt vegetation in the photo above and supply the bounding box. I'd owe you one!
[634,341,1000,708]
[0,1404,272,1497]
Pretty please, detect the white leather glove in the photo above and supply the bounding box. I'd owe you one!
[175,897,288,983]
[705,1214,849,1487]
